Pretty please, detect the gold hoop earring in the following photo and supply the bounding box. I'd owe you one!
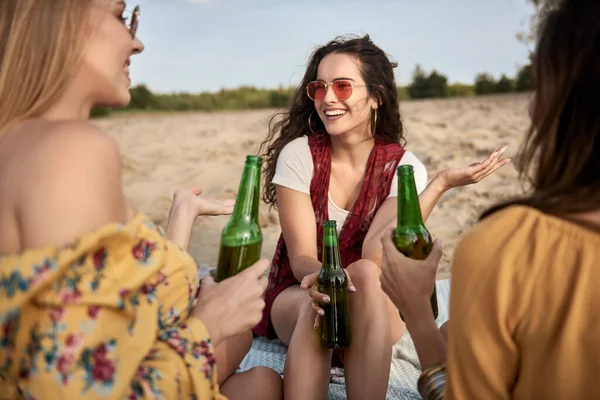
[371,109,378,136]
[308,111,317,134]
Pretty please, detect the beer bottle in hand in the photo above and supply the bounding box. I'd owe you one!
[215,155,263,282]
[393,165,439,320]
[318,220,351,348]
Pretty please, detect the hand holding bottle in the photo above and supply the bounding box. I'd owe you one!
[380,229,443,324]
[192,259,270,345]
[300,269,356,330]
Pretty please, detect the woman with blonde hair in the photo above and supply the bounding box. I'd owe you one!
[0,1,281,399]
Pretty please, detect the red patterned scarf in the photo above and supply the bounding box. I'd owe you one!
[254,133,405,347]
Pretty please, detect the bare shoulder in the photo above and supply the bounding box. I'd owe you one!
[33,120,119,159]
[5,120,128,249]
[17,120,122,194]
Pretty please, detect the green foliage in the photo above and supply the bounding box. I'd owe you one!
[89,65,528,119]
[407,65,449,99]
[447,83,475,97]
[495,74,515,93]
[128,84,157,109]
[397,86,410,101]
[515,64,534,91]
[474,73,497,95]
[90,108,111,118]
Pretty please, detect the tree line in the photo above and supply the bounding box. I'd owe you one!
[91,63,533,117]
[94,0,546,117]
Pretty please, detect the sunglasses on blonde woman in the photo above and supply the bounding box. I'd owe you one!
[306,80,369,101]
[122,5,140,38]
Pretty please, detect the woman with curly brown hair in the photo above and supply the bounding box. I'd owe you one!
[253,35,509,399]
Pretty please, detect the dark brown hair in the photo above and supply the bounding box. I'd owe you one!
[482,0,600,218]
[259,35,405,207]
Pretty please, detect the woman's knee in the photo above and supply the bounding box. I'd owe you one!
[246,366,283,389]
[221,367,283,400]
[271,287,310,344]
[346,259,381,292]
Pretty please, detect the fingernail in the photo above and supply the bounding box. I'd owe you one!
[349,286,356,292]
[318,309,324,316]
[323,296,330,303]
[492,151,498,157]
[501,146,508,154]
[313,324,317,330]
[505,158,512,163]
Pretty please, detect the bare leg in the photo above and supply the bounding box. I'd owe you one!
[344,260,405,400]
[215,330,252,385]
[220,367,283,400]
[272,286,331,400]
[440,320,449,341]
[270,286,305,345]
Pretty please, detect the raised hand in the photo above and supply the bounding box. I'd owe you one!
[436,145,510,190]
[172,187,235,218]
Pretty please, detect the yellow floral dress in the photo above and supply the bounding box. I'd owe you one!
[0,214,226,399]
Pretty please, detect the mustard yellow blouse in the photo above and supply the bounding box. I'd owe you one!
[447,206,600,399]
[0,214,225,399]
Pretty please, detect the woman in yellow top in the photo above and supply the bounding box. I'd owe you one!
[379,0,600,398]
[0,1,282,399]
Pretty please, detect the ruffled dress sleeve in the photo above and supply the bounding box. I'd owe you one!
[0,214,226,399]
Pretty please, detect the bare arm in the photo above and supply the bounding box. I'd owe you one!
[165,188,235,250]
[276,185,321,282]
[361,175,448,266]
[362,145,509,264]
[165,200,197,250]
[405,304,447,368]
[379,232,447,368]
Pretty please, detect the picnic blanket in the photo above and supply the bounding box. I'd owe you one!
[237,279,451,400]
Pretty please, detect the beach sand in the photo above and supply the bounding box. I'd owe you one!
[94,93,531,278]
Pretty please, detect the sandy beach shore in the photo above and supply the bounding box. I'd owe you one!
[94,93,531,278]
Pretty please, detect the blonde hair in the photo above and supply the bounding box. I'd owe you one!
[0,0,93,135]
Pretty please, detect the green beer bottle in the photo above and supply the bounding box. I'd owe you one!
[215,155,263,282]
[317,220,351,349]
[393,165,439,320]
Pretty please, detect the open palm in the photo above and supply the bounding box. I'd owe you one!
[173,187,235,217]
[437,145,510,189]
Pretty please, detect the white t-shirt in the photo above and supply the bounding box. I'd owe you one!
[272,136,428,231]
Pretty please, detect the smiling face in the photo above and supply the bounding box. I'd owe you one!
[313,53,379,138]
[73,0,144,108]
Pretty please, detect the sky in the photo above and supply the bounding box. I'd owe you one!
[128,0,535,93]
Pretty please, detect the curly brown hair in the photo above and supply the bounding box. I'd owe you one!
[258,35,406,207]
